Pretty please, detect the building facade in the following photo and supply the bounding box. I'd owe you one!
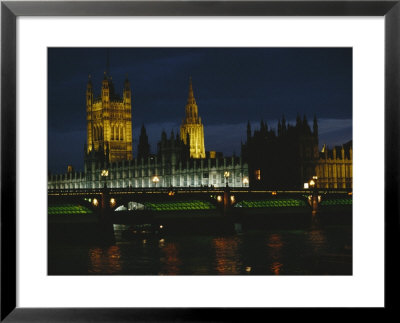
[48,74,351,191]
[242,115,320,189]
[48,75,248,190]
[315,141,352,189]
[180,77,206,158]
[86,73,133,163]
[48,155,249,189]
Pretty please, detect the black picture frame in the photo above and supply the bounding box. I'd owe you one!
[1,1,398,321]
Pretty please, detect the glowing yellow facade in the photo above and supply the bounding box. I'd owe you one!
[180,78,206,158]
[315,144,352,189]
[86,73,133,163]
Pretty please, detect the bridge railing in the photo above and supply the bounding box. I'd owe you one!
[48,187,226,195]
[48,187,352,195]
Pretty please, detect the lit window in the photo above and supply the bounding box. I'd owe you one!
[255,169,261,180]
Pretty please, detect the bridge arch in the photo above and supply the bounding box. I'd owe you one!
[114,201,146,211]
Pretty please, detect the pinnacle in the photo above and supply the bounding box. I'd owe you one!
[187,76,196,105]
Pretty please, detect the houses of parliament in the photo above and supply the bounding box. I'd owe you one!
[48,73,352,190]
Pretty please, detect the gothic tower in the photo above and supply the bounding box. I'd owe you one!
[86,73,133,163]
[137,124,150,161]
[180,77,206,158]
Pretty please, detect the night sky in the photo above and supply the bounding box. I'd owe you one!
[48,48,352,174]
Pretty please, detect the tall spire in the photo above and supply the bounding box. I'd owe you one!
[184,76,199,122]
[282,114,287,133]
[246,121,252,141]
[187,76,196,105]
[313,114,318,138]
[180,76,205,158]
[137,124,150,161]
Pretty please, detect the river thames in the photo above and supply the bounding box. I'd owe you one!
[48,214,352,275]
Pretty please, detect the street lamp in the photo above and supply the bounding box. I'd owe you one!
[224,171,230,187]
[309,179,315,188]
[309,176,318,189]
[101,169,108,188]
[152,175,160,188]
[309,176,319,215]
[110,197,116,207]
[242,176,249,187]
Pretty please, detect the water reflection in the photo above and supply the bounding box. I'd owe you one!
[213,237,242,274]
[267,233,283,275]
[160,242,181,275]
[306,228,327,253]
[50,223,351,275]
[88,245,122,274]
[270,262,283,275]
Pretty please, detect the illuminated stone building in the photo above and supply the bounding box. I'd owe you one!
[48,76,248,189]
[50,73,351,191]
[48,146,248,190]
[315,141,352,188]
[180,77,206,159]
[86,72,133,164]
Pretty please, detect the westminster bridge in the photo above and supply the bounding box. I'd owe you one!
[48,187,352,217]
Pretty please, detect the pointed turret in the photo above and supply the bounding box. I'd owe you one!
[187,76,196,104]
[86,74,93,105]
[282,114,287,134]
[246,121,252,141]
[87,73,92,87]
[137,124,150,161]
[124,74,130,90]
[123,74,131,103]
[101,71,110,104]
[296,114,302,127]
[260,120,268,138]
[313,114,318,138]
[161,130,167,142]
[184,76,199,122]
[303,115,311,134]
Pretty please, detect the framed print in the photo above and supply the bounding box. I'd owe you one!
[1,0,398,321]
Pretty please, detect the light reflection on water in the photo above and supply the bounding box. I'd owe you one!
[88,245,122,274]
[267,234,284,275]
[160,243,181,275]
[307,229,327,253]
[213,237,242,275]
[78,225,351,275]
